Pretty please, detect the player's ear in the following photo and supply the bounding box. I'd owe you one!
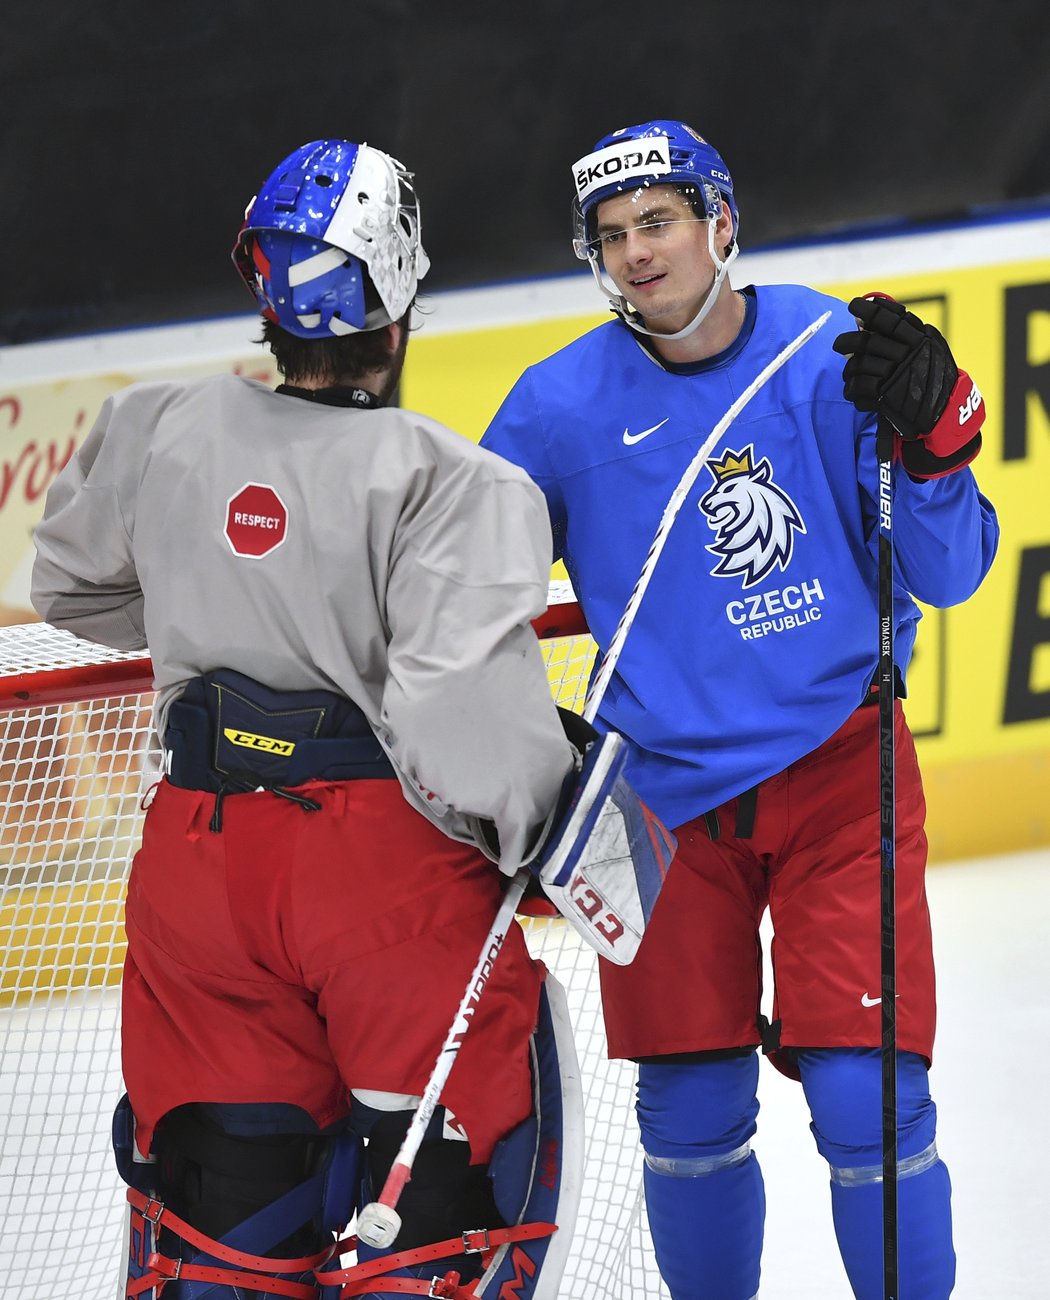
[716,200,735,258]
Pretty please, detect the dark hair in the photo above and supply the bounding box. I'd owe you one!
[259,315,409,384]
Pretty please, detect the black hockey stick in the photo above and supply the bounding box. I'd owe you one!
[876,416,899,1300]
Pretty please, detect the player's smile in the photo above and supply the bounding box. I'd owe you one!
[628,271,665,289]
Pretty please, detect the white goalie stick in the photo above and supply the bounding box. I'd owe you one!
[354,879,530,1248]
[355,308,832,1251]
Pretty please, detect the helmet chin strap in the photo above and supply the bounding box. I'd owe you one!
[590,219,739,341]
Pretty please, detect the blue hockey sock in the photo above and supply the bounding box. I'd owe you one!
[638,1055,764,1300]
[797,1048,956,1300]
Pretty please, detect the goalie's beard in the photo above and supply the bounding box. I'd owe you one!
[376,319,410,407]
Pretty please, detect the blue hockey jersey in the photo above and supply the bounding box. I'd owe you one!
[481,283,999,830]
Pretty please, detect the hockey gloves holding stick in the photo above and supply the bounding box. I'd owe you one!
[833,295,985,479]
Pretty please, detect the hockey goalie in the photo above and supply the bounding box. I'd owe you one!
[31,135,674,1300]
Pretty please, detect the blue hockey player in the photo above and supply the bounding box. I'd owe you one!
[481,119,1000,1299]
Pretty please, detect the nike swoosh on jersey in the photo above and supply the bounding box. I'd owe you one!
[622,417,669,446]
[861,992,901,1007]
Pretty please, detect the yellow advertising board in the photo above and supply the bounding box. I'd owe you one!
[2,215,1049,861]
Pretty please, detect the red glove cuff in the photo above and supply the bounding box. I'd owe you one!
[924,369,985,458]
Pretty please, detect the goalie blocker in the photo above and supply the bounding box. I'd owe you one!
[531,714,676,965]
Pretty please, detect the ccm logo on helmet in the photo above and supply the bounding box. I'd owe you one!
[573,136,672,201]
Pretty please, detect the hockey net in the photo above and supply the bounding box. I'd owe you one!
[0,591,668,1300]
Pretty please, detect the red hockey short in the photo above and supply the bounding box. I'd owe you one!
[122,779,543,1163]
[599,701,936,1076]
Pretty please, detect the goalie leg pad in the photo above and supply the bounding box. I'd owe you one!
[479,972,583,1299]
[536,731,676,964]
[342,974,582,1300]
[114,1096,360,1298]
[798,1048,956,1299]
[637,1054,765,1300]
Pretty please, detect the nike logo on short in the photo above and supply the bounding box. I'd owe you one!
[861,992,900,1007]
[623,417,669,445]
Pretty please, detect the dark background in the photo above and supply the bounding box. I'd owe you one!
[4,0,1049,345]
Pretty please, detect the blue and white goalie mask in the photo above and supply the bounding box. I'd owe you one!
[534,731,676,965]
[233,139,430,338]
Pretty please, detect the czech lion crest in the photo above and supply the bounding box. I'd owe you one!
[699,445,806,588]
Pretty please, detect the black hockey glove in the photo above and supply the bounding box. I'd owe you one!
[832,294,985,479]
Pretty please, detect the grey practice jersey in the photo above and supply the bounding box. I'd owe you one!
[31,374,574,873]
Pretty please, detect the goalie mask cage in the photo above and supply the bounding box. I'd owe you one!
[0,597,670,1300]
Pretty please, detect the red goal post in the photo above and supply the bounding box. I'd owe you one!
[0,591,667,1300]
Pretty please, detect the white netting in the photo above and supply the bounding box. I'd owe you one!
[0,614,669,1299]
[1,632,153,1300]
[0,622,149,675]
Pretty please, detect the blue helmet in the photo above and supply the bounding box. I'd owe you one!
[571,119,739,261]
[232,139,430,339]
